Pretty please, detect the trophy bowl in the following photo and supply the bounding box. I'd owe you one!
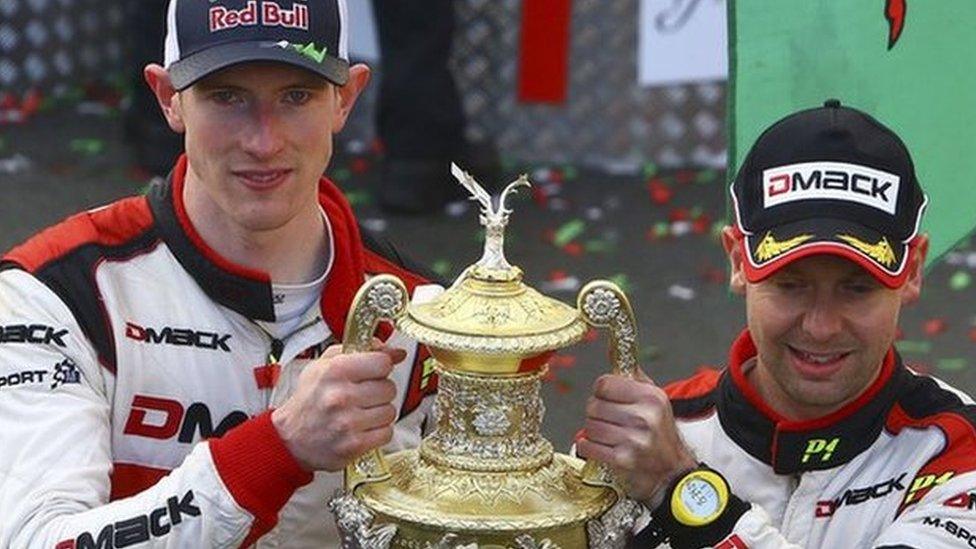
[330,165,644,548]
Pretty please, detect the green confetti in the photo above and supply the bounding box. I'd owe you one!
[949,271,971,291]
[584,239,615,253]
[431,259,452,277]
[563,165,579,180]
[554,219,586,247]
[695,170,718,183]
[642,162,659,178]
[342,189,370,206]
[608,273,631,294]
[639,345,661,362]
[69,138,104,156]
[936,358,968,372]
[690,206,704,218]
[332,168,351,181]
[652,222,670,238]
[895,340,932,355]
[711,221,726,239]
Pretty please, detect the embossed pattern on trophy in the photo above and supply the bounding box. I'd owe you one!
[329,167,642,548]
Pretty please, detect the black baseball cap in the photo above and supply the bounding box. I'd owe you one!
[163,0,350,91]
[730,99,927,288]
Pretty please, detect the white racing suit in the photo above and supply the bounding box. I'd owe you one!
[635,330,976,548]
[0,156,441,548]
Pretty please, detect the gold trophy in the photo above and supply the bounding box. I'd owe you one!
[329,165,644,548]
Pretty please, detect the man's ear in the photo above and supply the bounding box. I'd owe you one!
[721,226,747,295]
[330,64,371,134]
[144,64,186,134]
[900,234,928,305]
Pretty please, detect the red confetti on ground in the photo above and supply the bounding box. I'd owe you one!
[923,318,947,336]
[350,157,369,174]
[562,242,583,256]
[668,207,690,222]
[542,228,556,243]
[548,269,568,281]
[20,89,42,117]
[968,326,976,342]
[647,178,673,205]
[692,213,712,234]
[0,93,17,110]
[583,328,599,342]
[675,170,697,184]
[532,186,550,208]
[700,264,725,285]
[895,326,904,340]
[555,379,573,394]
[370,138,385,156]
[550,169,564,184]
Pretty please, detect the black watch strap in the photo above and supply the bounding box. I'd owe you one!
[643,465,751,549]
[629,520,668,548]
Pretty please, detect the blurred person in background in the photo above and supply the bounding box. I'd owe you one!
[369,0,498,215]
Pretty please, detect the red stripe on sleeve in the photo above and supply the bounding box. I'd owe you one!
[208,411,313,546]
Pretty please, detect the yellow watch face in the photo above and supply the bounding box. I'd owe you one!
[671,469,729,526]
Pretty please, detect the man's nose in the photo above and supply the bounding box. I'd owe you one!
[801,293,845,341]
[241,105,284,158]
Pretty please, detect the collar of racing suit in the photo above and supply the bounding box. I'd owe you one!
[715,330,909,474]
[149,154,366,338]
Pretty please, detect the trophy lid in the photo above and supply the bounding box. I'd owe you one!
[396,165,587,372]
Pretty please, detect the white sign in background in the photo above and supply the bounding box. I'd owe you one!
[639,0,728,86]
[346,0,380,61]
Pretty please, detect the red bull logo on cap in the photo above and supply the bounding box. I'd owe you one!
[210,1,309,33]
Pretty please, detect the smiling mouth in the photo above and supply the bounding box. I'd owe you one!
[234,169,291,188]
[788,345,851,366]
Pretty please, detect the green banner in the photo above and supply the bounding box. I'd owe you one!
[729,0,976,263]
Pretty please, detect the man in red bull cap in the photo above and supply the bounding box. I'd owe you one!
[0,0,443,546]
[580,100,976,548]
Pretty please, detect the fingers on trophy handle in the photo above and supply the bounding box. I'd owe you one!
[341,274,409,492]
[577,280,641,488]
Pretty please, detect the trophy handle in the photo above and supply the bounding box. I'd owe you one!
[576,280,640,488]
[341,274,409,493]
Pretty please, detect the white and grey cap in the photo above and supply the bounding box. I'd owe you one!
[163,0,349,90]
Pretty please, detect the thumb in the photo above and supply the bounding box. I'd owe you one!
[633,367,655,385]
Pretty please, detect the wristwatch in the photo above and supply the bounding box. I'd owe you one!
[670,467,730,526]
[639,464,750,549]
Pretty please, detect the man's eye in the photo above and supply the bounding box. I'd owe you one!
[844,282,878,294]
[285,90,311,104]
[211,90,241,104]
[775,280,806,291]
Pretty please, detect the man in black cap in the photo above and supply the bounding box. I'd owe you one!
[580,101,976,548]
[0,0,441,546]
